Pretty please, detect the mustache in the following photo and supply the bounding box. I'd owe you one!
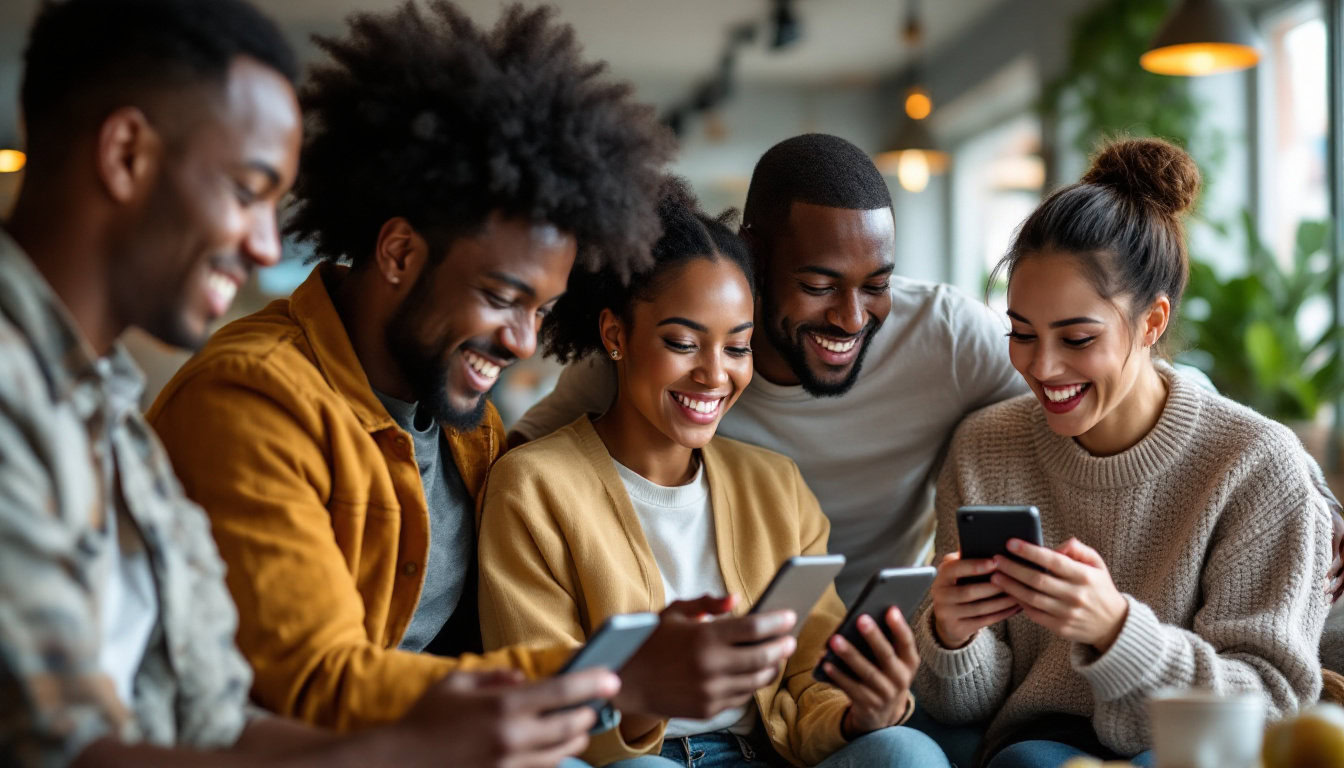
[460,340,516,366]
[794,319,877,342]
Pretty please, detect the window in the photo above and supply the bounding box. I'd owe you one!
[1260,2,1328,265]
[949,114,1044,311]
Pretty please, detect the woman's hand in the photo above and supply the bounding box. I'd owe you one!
[819,607,918,738]
[989,537,1129,652]
[930,552,1022,649]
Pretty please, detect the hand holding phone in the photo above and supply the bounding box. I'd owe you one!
[813,567,934,685]
[955,505,1045,585]
[747,554,846,638]
[554,612,659,712]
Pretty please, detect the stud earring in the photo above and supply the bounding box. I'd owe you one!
[390,275,401,285]
[609,349,622,361]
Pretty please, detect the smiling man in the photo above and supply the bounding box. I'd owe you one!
[147,1,670,732]
[513,133,1024,603]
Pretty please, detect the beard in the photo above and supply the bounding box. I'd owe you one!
[761,292,880,398]
[384,267,503,431]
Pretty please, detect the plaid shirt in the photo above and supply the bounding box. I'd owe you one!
[0,231,252,767]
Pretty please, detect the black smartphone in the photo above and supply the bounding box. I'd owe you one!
[813,566,935,685]
[555,612,659,711]
[747,554,846,637]
[955,504,1045,585]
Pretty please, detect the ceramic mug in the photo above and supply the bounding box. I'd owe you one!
[1147,689,1266,768]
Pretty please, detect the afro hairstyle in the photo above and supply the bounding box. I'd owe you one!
[286,1,675,281]
[540,177,753,364]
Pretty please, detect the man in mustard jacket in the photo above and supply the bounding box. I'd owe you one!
[148,2,672,731]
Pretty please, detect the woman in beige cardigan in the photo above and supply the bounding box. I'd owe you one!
[477,181,948,768]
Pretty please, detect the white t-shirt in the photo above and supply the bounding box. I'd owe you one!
[514,278,1025,603]
[96,506,159,707]
[613,459,755,738]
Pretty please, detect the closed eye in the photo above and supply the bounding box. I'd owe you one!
[1063,336,1097,348]
[726,346,752,357]
[1007,331,1036,343]
[663,339,695,352]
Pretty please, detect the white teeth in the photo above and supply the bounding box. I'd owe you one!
[1043,384,1086,402]
[811,334,857,353]
[673,393,721,415]
[207,272,237,307]
[462,350,501,380]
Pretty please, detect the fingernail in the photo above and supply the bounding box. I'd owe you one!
[858,614,875,631]
[1007,539,1021,552]
[831,635,849,651]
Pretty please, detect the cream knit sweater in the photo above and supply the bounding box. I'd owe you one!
[912,365,1332,756]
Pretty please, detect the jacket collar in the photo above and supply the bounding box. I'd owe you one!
[289,263,398,433]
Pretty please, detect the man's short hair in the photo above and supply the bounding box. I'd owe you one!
[741,133,893,243]
[286,1,674,281]
[21,0,298,157]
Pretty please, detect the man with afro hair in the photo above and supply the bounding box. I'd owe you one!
[148,0,672,736]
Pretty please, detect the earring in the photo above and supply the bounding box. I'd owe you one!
[390,275,401,285]
[609,349,622,361]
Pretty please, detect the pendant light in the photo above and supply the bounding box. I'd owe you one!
[875,0,947,192]
[0,149,24,174]
[1140,0,1261,76]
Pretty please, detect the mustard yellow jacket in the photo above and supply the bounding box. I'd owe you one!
[147,264,569,731]
[478,416,901,767]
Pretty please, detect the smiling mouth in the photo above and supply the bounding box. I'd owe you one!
[1040,382,1091,413]
[668,391,725,423]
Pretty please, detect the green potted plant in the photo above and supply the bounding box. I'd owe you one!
[1178,213,1339,456]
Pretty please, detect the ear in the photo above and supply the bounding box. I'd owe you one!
[372,217,428,288]
[598,307,627,360]
[1141,294,1171,348]
[96,106,161,205]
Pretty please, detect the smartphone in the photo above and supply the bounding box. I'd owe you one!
[555,612,659,711]
[955,504,1045,585]
[747,554,846,637]
[812,566,935,685]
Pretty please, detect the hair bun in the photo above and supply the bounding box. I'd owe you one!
[1082,138,1200,216]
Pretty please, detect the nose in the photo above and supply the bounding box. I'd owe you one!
[1028,342,1062,383]
[693,348,730,390]
[825,291,865,335]
[498,313,537,361]
[243,204,283,268]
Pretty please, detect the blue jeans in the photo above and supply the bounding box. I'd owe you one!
[607,725,949,768]
[905,705,984,768]
[985,741,1153,768]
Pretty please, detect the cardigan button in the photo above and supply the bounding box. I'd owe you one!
[402,561,419,576]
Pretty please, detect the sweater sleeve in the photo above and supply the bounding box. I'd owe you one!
[1072,437,1332,755]
[476,450,663,766]
[766,463,854,767]
[912,424,1015,724]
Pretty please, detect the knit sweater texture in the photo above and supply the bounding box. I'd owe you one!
[912,364,1332,756]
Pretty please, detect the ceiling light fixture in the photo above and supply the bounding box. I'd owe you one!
[0,149,25,174]
[1140,0,1261,76]
[771,0,801,51]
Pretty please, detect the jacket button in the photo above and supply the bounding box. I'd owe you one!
[402,561,419,576]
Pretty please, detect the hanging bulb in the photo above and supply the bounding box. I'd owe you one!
[0,149,25,173]
[896,151,930,193]
[904,86,932,120]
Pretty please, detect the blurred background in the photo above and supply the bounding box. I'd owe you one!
[0,0,1339,476]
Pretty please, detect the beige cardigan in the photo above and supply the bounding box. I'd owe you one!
[478,416,891,766]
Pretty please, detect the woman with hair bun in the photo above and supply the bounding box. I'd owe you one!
[911,139,1332,767]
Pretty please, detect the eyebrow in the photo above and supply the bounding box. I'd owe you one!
[486,271,536,298]
[793,263,895,280]
[655,317,754,334]
[242,161,281,189]
[1006,309,1104,328]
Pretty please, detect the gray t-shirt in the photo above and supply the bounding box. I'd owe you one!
[373,390,474,652]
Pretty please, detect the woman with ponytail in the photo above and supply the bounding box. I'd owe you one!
[912,139,1332,767]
